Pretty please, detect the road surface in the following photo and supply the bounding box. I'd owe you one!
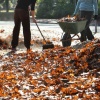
[0,21,100,55]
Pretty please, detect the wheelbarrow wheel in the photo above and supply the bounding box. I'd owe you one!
[61,32,71,47]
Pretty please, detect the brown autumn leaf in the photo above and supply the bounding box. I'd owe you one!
[42,40,46,44]
[25,59,32,64]
[30,79,38,87]
[56,67,64,73]
[33,88,42,93]
[0,29,5,33]
[52,38,57,41]
[61,87,79,95]
[30,40,35,44]
[0,86,4,96]
[83,62,88,68]
[50,70,58,76]
[0,72,6,79]
[6,73,16,80]
[80,48,86,53]
[44,78,56,85]
[95,83,100,91]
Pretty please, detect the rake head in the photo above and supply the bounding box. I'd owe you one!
[42,42,54,49]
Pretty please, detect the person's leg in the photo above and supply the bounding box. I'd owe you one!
[80,30,87,42]
[11,9,21,49]
[21,10,31,49]
[86,27,94,40]
[80,11,87,42]
[80,11,94,41]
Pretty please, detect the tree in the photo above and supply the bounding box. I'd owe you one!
[0,0,4,3]
[98,0,100,15]
[0,0,5,10]
[36,0,54,18]
[36,0,75,19]
[5,0,9,12]
[51,0,75,18]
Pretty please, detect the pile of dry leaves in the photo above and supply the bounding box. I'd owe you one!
[58,15,85,22]
[0,39,100,100]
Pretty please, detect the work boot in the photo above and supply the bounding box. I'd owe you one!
[11,48,17,53]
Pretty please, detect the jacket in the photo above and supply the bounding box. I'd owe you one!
[16,0,36,11]
[74,0,98,15]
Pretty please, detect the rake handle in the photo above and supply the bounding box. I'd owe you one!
[35,22,47,43]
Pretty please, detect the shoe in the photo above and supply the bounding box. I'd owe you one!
[27,48,32,54]
[11,48,16,52]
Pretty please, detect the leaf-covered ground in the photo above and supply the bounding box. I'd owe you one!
[0,38,100,100]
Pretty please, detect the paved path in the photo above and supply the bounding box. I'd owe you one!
[0,21,100,55]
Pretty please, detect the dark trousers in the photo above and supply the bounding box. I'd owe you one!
[80,11,94,42]
[11,8,31,49]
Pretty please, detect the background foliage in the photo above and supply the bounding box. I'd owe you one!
[36,0,100,19]
[36,0,76,19]
[0,0,100,19]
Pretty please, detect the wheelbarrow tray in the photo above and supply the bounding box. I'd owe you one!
[58,20,87,34]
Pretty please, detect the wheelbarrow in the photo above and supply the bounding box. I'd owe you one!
[58,20,87,47]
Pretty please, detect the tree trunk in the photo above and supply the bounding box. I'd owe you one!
[5,0,9,12]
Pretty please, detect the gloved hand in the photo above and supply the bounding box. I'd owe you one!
[94,15,98,20]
